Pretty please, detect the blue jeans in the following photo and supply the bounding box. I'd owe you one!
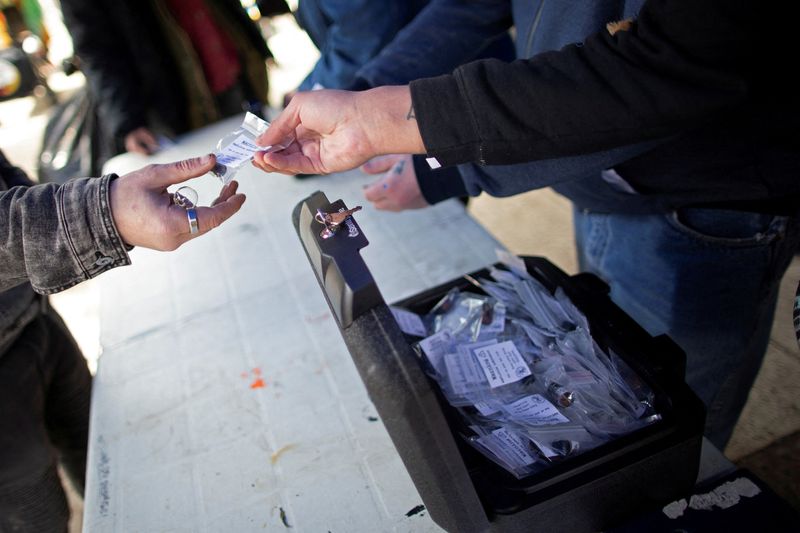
[574,206,800,449]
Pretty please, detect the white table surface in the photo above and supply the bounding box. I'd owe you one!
[82,115,503,532]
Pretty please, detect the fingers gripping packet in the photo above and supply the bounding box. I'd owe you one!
[211,112,291,184]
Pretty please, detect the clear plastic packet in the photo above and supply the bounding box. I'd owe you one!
[409,252,663,478]
[462,422,546,479]
[609,350,657,418]
[521,423,605,462]
[428,289,503,342]
[210,112,293,184]
[514,277,574,334]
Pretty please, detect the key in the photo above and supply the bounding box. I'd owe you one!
[315,206,362,228]
[315,206,362,239]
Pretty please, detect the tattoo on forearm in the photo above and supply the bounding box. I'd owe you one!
[406,104,416,120]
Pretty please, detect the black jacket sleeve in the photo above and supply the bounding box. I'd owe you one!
[409,0,757,167]
[60,0,149,139]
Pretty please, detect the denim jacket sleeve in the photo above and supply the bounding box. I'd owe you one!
[352,0,512,88]
[0,174,131,295]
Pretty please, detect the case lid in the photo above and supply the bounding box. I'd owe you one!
[292,192,492,532]
[292,191,383,329]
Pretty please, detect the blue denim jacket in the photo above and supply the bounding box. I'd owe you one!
[295,0,514,91]
[0,151,129,353]
[295,0,429,91]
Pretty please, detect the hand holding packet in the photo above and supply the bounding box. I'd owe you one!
[211,112,293,183]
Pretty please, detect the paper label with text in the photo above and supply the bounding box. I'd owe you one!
[479,427,538,468]
[474,401,501,416]
[215,134,261,167]
[444,349,485,395]
[417,330,452,374]
[473,341,531,388]
[390,306,427,337]
[503,394,569,426]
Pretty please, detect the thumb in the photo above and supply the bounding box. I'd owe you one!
[360,155,400,175]
[363,177,389,202]
[148,155,217,188]
[256,104,299,148]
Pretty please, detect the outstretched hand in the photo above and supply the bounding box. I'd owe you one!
[124,127,160,155]
[109,155,246,251]
[252,86,426,176]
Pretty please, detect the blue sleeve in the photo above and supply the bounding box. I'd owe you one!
[352,0,513,88]
[296,0,418,90]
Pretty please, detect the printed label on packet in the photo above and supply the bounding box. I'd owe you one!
[215,134,262,168]
[444,348,485,395]
[473,400,500,416]
[483,427,538,467]
[417,330,452,374]
[390,306,427,337]
[503,394,569,426]
[473,340,531,388]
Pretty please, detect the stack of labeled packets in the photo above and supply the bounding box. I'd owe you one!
[389,254,660,479]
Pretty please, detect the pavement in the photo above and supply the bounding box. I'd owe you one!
[0,9,797,531]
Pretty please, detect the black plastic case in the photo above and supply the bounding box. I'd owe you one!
[293,192,706,533]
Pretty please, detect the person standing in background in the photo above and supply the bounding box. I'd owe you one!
[285,0,514,104]
[60,0,274,156]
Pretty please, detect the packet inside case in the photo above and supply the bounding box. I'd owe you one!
[389,253,660,479]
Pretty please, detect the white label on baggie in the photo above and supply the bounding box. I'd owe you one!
[215,134,261,167]
[486,427,538,466]
[503,394,569,425]
[474,401,500,416]
[444,349,485,395]
[417,330,452,374]
[390,307,427,337]
[473,340,531,388]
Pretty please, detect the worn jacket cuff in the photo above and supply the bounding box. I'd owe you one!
[410,74,481,167]
[414,155,468,205]
[37,175,130,293]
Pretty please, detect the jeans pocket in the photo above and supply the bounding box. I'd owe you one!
[665,207,788,248]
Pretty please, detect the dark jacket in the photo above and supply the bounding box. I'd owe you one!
[398,0,798,214]
[60,0,272,145]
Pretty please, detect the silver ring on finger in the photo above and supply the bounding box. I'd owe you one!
[186,207,199,234]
